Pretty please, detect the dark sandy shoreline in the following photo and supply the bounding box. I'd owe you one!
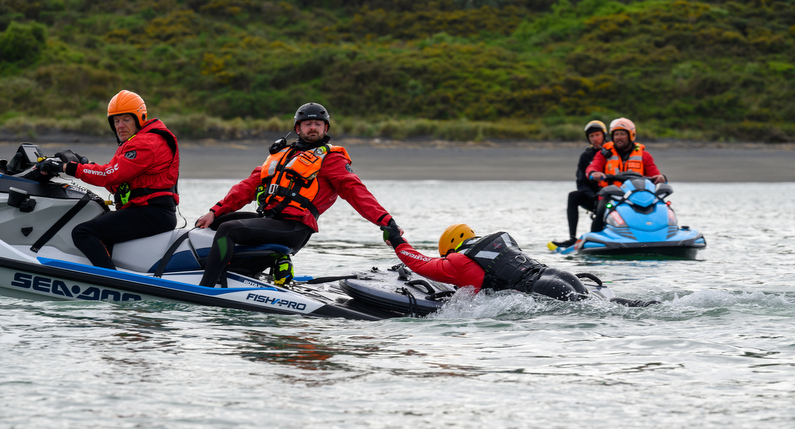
[2,136,794,182]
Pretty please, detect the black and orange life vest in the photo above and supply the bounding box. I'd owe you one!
[257,144,351,219]
[598,142,645,187]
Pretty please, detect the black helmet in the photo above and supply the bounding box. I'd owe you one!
[294,102,330,129]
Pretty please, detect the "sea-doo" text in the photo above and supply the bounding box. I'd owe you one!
[11,272,142,301]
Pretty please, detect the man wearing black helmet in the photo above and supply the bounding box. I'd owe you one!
[549,120,608,250]
[195,102,400,287]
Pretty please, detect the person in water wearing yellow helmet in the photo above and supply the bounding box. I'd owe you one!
[36,90,180,269]
[382,223,589,300]
[381,223,659,306]
[195,102,400,287]
[550,120,608,249]
[586,117,666,232]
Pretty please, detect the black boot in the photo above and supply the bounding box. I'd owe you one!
[272,254,294,286]
[551,237,577,248]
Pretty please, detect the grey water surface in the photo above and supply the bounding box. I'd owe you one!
[1,180,794,428]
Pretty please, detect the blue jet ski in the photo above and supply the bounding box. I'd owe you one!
[549,172,706,258]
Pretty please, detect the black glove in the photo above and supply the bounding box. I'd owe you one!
[64,161,79,176]
[55,150,89,165]
[380,219,406,249]
[36,158,63,175]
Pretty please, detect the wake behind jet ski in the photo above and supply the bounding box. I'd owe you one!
[548,172,706,258]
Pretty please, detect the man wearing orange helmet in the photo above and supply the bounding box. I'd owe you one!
[194,102,399,287]
[550,120,608,249]
[585,117,665,232]
[381,223,591,301]
[37,90,180,270]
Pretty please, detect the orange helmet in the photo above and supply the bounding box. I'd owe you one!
[107,90,147,134]
[609,117,636,142]
[438,224,476,257]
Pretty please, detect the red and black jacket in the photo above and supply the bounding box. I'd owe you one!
[74,119,179,209]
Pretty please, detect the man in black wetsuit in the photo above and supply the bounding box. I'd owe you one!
[550,120,607,249]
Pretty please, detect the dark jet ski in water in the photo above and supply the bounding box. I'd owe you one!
[548,172,706,258]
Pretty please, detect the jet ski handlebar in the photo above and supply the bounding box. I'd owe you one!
[601,172,648,183]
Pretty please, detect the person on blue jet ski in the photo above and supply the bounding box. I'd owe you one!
[550,120,608,249]
[585,117,666,232]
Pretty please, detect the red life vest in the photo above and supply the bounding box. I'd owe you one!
[258,144,351,219]
[598,142,645,187]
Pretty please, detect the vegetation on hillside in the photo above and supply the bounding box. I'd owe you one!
[1,0,794,143]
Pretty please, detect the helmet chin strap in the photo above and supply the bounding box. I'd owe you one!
[293,134,330,151]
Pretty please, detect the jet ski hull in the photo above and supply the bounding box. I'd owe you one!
[576,229,707,259]
[0,255,381,320]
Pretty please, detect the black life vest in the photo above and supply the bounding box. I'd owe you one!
[458,232,547,292]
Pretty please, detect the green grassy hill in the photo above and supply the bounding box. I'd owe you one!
[1,0,794,143]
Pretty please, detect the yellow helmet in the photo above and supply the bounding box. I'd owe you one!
[609,117,636,143]
[584,120,607,144]
[107,90,147,134]
[438,224,476,257]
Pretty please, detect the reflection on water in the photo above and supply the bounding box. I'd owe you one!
[239,332,338,372]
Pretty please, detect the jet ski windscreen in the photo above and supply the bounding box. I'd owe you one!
[6,144,45,174]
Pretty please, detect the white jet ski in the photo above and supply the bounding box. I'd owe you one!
[0,143,381,320]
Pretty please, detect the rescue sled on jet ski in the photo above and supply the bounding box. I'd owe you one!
[548,172,706,258]
[0,144,384,320]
